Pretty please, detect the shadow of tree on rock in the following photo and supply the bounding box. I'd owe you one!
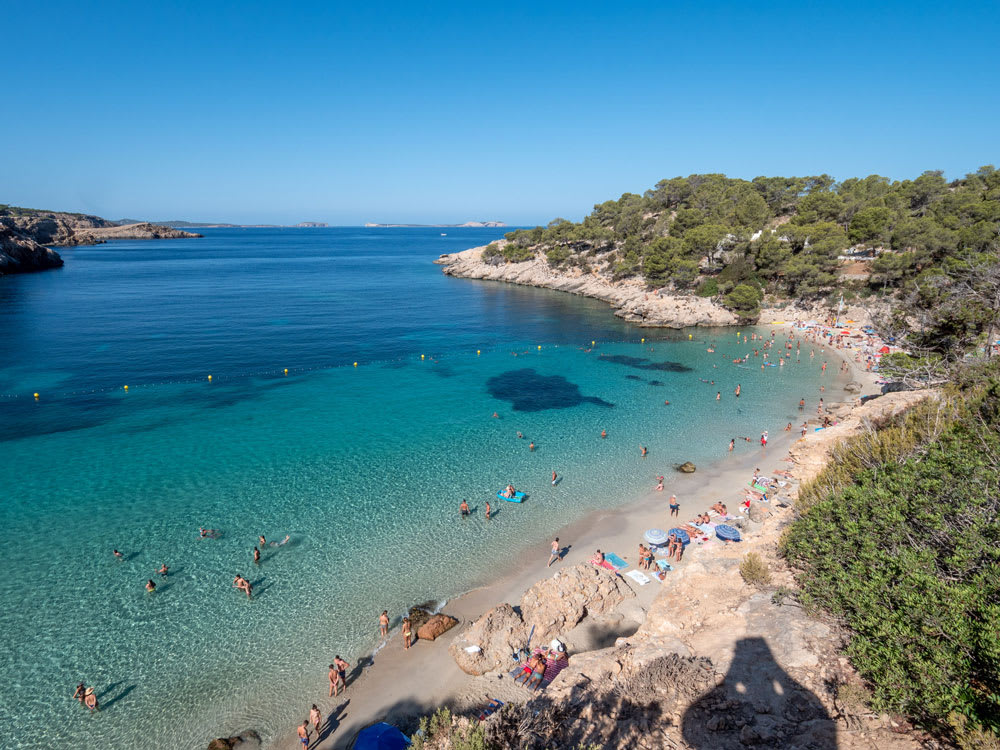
[681,636,835,749]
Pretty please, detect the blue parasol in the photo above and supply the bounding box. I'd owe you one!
[667,528,690,544]
[644,528,668,545]
[716,524,741,542]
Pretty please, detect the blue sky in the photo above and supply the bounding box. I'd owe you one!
[4,1,998,225]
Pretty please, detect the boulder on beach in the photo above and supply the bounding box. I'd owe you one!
[844,381,863,392]
[677,461,697,473]
[449,603,528,675]
[417,613,459,641]
[520,563,636,645]
[207,730,262,750]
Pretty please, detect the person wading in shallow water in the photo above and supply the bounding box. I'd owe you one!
[547,537,561,567]
[459,500,470,517]
[379,610,389,637]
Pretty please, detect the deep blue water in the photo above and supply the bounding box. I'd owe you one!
[0,228,837,748]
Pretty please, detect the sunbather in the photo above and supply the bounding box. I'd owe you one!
[514,653,544,685]
[525,654,548,690]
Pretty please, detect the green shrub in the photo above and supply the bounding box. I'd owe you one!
[545,246,571,266]
[500,244,534,262]
[783,372,1000,741]
[723,283,762,318]
[739,552,771,587]
[695,278,718,297]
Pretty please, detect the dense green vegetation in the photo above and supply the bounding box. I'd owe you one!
[495,169,1000,319]
[783,367,1000,745]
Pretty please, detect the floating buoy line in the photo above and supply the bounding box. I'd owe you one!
[2,333,713,401]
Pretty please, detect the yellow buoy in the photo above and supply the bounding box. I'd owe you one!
[208,375,212,381]
[688,334,693,339]
[641,338,645,343]
[421,354,425,360]
[537,345,541,350]
[476,350,481,355]
[124,385,129,391]
[353,362,358,367]
[34,392,39,400]
[591,340,595,346]
[284,368,288,375]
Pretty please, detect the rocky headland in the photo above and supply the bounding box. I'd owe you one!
[436,242,874,329]
[0,207,201,274]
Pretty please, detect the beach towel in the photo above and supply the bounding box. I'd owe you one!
[591,559,615,570]
[541,658,569,685]
[604,552,629,570]
[655,559,672,572]
[626,570,651,585]
[478,698,504,722]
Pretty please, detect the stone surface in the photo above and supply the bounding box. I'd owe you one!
[0,222,63,274]
[448,603,528,675]
[417,613,459,641]
[206,730,262,750]
[519,563,636,645]
[677,461,697,473]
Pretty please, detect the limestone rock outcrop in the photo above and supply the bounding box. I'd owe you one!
[677,461,697,473]
[417,613,459,641]
[0,222,64,274]
[436,245,739,328]
[449,603,527,675]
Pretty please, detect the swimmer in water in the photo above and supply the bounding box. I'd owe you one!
[270,535,291,547]
[258,535,266,547]
[799,398,805,409]
[601,429,607,439]
[460,500,470,517]
[716,391,721,401]
[492,412,499,418]
[516,431,523,439]
[735,384,741,397]
[156,563,168,577]
[113,549,123,560]
[529,441,535,452]
[253,546,260,564]
[145,579,156,593]
[655,476,664,491]
[640,445,648,457]
[485,501,491,520]
[729,438,735,451]
[552,470,558,485]
[664,400,670,405]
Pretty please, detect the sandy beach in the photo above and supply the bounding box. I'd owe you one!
[265,322,881,750]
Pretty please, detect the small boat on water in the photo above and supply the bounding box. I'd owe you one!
[497,490,526,503]
[440,232,447,236]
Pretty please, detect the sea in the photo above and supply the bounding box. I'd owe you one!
[0,228,844,749]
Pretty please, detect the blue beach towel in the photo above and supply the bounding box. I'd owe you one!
[604,552,629,570]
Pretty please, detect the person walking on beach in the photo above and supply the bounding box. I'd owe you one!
[402,617,412,650]
[485,501,492,520]
[459,500,470,517]
[309,704,323,736]
[297,719,310,748]
[379,610,389,638]
[83,687,99,711]
[669,494,679,517]
[547,537,561,567]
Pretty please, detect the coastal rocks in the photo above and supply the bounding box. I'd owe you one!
[73,222,202,243]
[449,603,527,676]
[747,502,773,524]
[206,730,262,750]
[519,563,636,645]
[0,209,201,251]
[417,613,459,641]
[677,461,697,473]
[436,245,739,329]
[0,222,64,274]
[843,381,863,393]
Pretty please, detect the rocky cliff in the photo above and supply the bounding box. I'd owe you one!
[0,208,202,248]
[436,243,740,328]
[0,221,64,274]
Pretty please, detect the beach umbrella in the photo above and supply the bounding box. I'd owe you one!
[716,524,741,542]
[354,722,411,750]
[667,528,690,544]
[644,528,668,546]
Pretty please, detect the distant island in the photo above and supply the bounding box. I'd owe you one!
[1,204,201,275]
[364,220,507,228]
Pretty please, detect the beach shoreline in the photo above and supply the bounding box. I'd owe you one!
[265,323,880,750]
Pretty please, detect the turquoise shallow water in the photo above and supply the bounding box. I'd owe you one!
[0,229,840,748]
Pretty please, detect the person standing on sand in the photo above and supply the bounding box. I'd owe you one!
[379,610,389,637]
[547,537,561,567]
[297,720,310,748]
[485,501,492,520]
[310,705,322,736]
[331,655,348,696]
[669,494,680,517]
[402,618,412,649]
